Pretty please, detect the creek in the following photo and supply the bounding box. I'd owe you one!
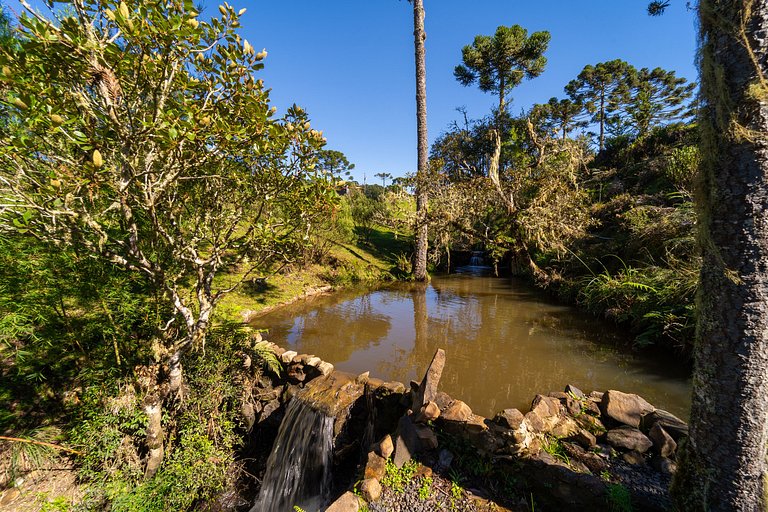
[251,274,691,419]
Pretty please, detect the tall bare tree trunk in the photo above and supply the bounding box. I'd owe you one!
[672,2,768,510]
[412,0,429,281]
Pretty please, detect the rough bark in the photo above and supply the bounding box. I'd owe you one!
[672,2,768,510]
[412,0,429,281]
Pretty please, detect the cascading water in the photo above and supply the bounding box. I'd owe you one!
[250,398,335,512]
[469,251,484,266]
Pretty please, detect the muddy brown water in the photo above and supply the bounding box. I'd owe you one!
[251,274,691,419]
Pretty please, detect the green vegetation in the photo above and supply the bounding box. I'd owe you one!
[381,458,419,494]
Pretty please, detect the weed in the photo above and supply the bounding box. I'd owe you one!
[541,436,570,466]
[381,459,419,494]
[606,483,633,512]
[418,476,433,500]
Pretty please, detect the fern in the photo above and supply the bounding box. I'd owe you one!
[254,341,282,377]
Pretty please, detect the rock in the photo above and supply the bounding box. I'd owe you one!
[606,426,653,453]
[365,451,387,480]
[325,491,360,512]
[413,401,440,423]
[259,399,281,424]
[360,478,382,502]
[241,402,255,431]
[525,395,562,433]
[414,424,439,450]
[287,363,306,383]
[493,408,525,430]
[441,400,472,422]
[434,391,453,411]
[356,371,370,384]
[600,390,655,428]
[571,428,597,449]
[413,348,446,408]
[436,449,454,471]
[562,442,608,474]
[588,391,604,403]
[317,361,334,376]
[648,423,677,458]
[566,384,585,399]
[393,415,418,468]
[575,412,606,435]
[306,356,322,367]
[552,416,580,438]
[594,444,615,459]
[640,409,689,441]
[651,455,678,475]
[622,450,646,465]
[415,465,433,479]
[280,350,297,364]
[376,435,394,459]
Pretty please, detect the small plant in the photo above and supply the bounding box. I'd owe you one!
[542,436,570,466]
[418,476,433,500]
[293,507,306,512]
[606,483,633,512]
[450,479,463,500]
[381,458,419,494]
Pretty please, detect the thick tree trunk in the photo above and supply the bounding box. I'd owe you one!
[143,395,164,479]
[672,2,768,510]
[412,0,429,282]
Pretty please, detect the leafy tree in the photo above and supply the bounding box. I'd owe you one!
[317,148,355,176]
[625,67,695,137]
[530,97,586,140]
[0,0,335,475]
[566,59,635,151]
[375,172,392,187]
[454,24,550,117]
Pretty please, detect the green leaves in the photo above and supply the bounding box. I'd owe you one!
[454,25,551,112]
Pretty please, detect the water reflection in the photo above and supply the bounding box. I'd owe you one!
[252,275,691,419]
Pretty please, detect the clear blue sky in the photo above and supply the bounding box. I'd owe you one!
[15,0,699,183]
[237,1,698,183]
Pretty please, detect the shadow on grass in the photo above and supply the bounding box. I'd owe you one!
[354,226,413,265]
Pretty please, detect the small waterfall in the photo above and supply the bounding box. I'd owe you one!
[251,399,334,512]
[469,251,484,266]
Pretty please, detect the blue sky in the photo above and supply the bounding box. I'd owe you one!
[239,1,698,182]
[15,0,699,183]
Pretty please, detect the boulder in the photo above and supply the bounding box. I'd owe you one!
[376,434,394,459]
[413,401,440,423]
[364,451,387,480]
[317,361,334,376]
[494,408,525,430]
[413,349,446,409]
[436,449,454,472]
[279,350,297,364]
[648,423,677,458]
[640,409,689,441]
[286,363,306,383]
[571,428,597,449]
[551,416,580,438]
[651,455,678,475]
[393,415,418,468]
[622,450,646,465]
[600,390,655,428]
[525,395,562,433]
[414,423,439,450]
[565,384,585,399]
[325,491,360,512]
[606,426,653,453]
[360,478,382,502]
[442,400,472,423]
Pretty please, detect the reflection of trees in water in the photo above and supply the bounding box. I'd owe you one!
[255,292,392,364]
[257,278,690,418]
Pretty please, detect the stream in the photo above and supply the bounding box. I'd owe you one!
[251,274,691,419]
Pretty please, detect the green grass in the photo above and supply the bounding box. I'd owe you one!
[214,225,408,324]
